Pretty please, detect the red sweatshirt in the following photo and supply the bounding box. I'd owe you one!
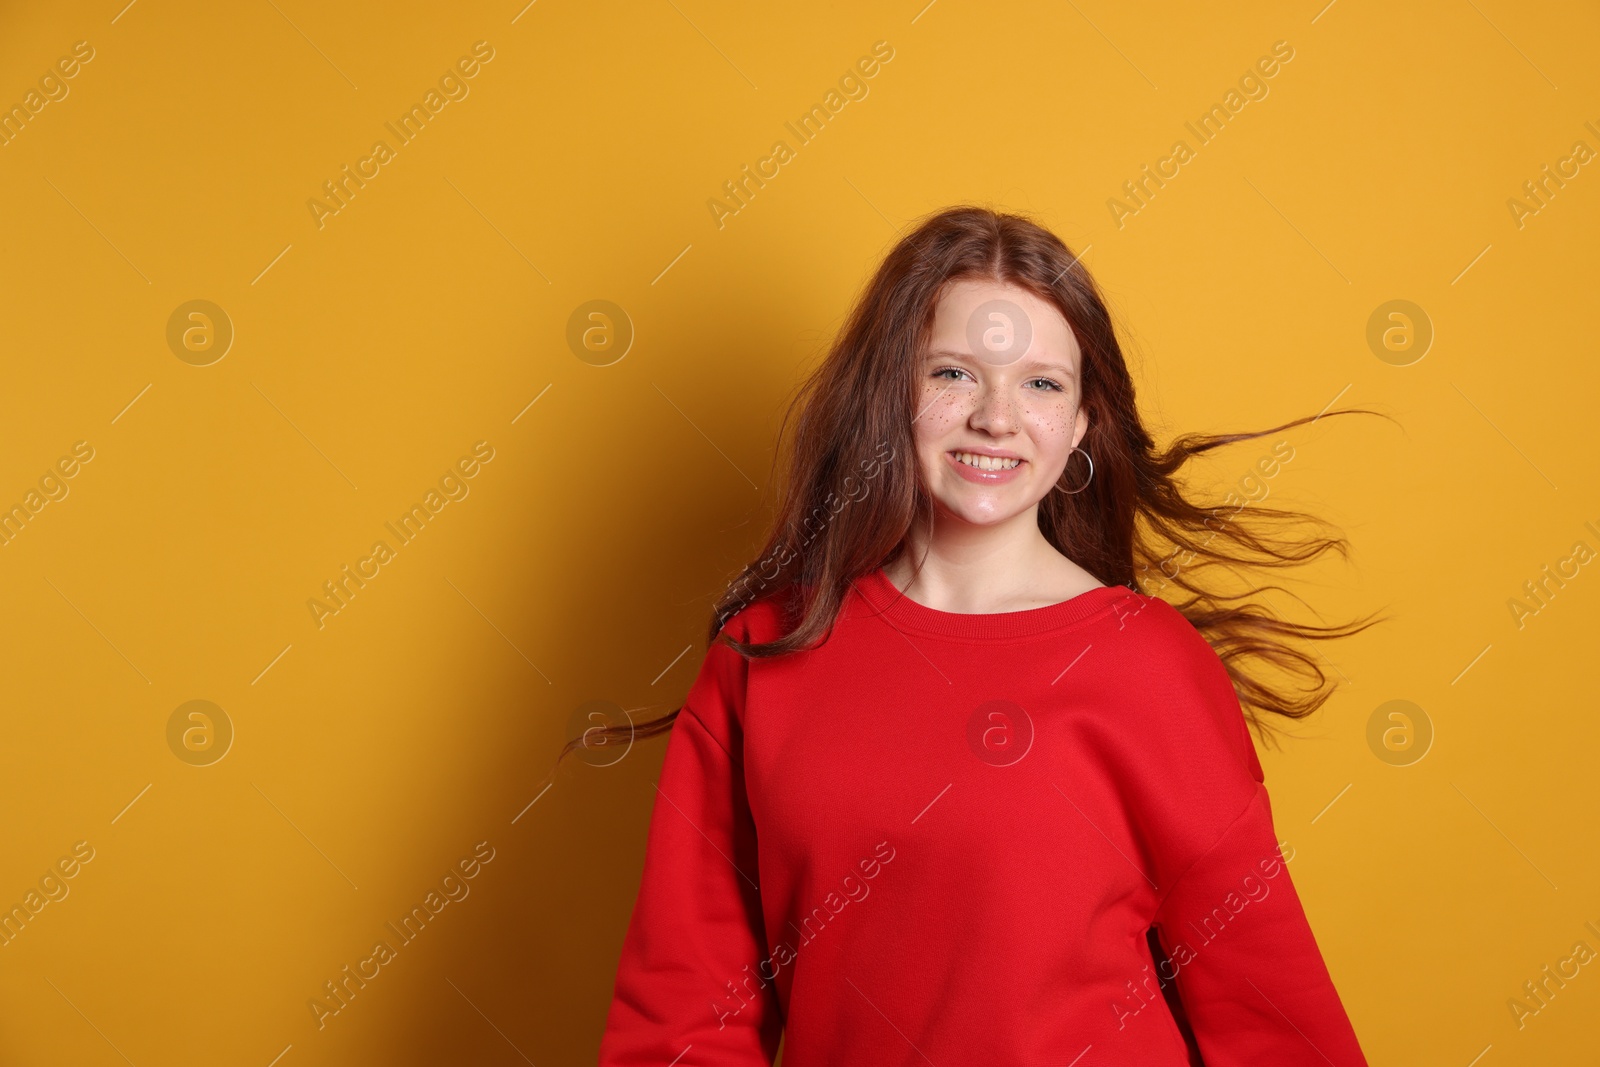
[598,567,1369,1066]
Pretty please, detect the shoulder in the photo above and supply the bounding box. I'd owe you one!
[716,598,778,648]
[684,585,804,749]
[715,581,803,648]
[691,585,794,699]
[1113,593,1225,682]
[1109,593,1265,785]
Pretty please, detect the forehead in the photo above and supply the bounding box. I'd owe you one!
[926,278,1080,371]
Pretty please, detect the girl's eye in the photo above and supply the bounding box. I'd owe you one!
[929,367,1065,392]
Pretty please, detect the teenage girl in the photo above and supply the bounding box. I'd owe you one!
[576,205,1379,1066]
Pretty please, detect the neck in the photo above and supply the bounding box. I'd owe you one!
[885,504,1064,613]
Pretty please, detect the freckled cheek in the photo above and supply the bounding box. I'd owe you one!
[916,391,969,436]
[915,392,969,471]
[1023,401,1075,446]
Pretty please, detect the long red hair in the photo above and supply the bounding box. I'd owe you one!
[558,204,1389,767]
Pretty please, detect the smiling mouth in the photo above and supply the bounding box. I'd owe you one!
[950,451,1023,471]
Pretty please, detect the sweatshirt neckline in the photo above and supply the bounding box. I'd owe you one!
[852,566,1134,640]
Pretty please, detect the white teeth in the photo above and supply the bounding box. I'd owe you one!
[953,451,1021,471]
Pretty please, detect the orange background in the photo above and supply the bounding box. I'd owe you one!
[1,0,1597,1063]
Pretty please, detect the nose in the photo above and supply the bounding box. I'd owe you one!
[968,382,1018,435]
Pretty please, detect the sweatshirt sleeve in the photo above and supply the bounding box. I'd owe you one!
[596,628,782,1066]
[1151,772,1368,1066]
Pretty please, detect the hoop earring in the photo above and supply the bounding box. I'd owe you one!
[1055,446,1093,495]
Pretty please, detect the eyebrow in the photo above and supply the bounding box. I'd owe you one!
[924,348,1078,377]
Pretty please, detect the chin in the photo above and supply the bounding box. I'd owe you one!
[934,497,1027,526]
